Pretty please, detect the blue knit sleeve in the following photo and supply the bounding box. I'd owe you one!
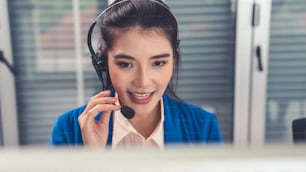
[49,106,85,146]
[49,116,66,145]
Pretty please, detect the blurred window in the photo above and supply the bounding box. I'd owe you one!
[265,0,306,143]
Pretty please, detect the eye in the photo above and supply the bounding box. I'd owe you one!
[117,62,133,68]
[153,61,166,67]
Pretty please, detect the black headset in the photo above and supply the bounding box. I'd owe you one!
[87,0,178,90]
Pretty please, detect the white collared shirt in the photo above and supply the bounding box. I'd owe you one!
[112,99,164,150]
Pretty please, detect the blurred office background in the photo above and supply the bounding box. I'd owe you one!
[0,0,305,146]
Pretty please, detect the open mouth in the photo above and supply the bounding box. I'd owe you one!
[129,92,154,104]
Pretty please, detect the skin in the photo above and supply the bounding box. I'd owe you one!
[78,28,174,147]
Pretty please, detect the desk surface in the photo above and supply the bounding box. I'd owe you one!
[1,145,306,172]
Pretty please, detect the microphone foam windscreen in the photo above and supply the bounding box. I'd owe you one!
[121,106,135,119]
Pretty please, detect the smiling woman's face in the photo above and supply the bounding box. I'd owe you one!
[108,28,173,117]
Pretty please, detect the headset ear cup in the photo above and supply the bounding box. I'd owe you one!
[91,52,108,85]
[100,53,108,72]
[92,52,107,72]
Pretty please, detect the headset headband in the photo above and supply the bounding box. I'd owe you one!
[87,0,177,58]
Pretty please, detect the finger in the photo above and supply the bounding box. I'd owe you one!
[87,97,118,109]
[92,90,111,99]
[82,90,111,114]
[84,94,118,114]
[87,103,121,119]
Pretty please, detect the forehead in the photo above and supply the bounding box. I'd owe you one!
[109,27,173,55]
[112,26,170,45]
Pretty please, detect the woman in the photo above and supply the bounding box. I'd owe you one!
[50,0,222,149]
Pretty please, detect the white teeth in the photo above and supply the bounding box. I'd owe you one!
[132,93,151,99]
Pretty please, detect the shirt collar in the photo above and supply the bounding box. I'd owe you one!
[112,99,164,150]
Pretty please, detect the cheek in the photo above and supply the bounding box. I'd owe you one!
[108,65,125,90]
[159,65,173,86]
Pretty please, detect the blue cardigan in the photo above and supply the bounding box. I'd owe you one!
[50,94,222,146]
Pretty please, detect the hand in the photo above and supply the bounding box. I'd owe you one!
[78,90,121,148]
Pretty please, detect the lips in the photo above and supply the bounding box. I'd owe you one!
[129,92,154,104]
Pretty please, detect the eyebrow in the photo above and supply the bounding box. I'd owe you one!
[113,53,171,60]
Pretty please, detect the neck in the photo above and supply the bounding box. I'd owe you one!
[129,102,161,138]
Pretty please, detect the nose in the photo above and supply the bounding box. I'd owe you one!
[132,66,151,88]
